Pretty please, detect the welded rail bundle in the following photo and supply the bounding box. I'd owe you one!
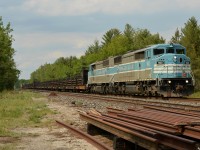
[80,106,200,150]
[24,43,194,98]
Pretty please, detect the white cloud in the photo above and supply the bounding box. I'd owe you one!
[13,31,102,50]
[46,51,70,60]
[13,31,103,79]
[177,0,200,9]
[21,0,200,16]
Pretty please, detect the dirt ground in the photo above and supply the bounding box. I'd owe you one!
[4,94,98,150]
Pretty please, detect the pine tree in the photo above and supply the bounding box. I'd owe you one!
[170,28,181,44]
[102,28,121,46]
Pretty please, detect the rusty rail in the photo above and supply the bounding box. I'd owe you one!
[80,107,200,150]
[109,108,200,140]
[56,120,112,150]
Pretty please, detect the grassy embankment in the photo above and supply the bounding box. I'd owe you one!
[0,91,53,149]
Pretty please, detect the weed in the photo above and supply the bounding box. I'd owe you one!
[0,91,53,137]
[189,91,200,98]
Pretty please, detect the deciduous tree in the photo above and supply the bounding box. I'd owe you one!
[180,17,200,89]
[0,17,20,91]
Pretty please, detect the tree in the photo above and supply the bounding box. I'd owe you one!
[29,24,166,83]
[133,29,165,50]
[124,24,135,39]
[100,35,130,59]
[180,17,200,90]
[181,17,200,56]
[85,40,101,55]
[0,17,20,91]
[102,28,121,46]
[170,28,181,43]
[123,24,135,50]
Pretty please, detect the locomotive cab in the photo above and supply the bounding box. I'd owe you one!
[152,44,194,97]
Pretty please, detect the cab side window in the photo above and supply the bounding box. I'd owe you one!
[154,49,164,55]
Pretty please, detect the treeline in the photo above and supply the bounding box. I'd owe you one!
[0,17,20,91]
[30,25,165,82]
[30,17,200,90]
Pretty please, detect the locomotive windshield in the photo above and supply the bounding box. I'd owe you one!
[153,49,164,55]
[166,48,174,53]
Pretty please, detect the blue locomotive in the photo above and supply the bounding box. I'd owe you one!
[87,43,195,97]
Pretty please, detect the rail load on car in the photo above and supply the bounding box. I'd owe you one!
[87,43,195,97]
[23,69,88,92]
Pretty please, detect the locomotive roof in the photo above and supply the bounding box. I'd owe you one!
[90,43,185,65]
[124,43,185,56]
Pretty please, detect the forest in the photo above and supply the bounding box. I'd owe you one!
[29,17,200,90]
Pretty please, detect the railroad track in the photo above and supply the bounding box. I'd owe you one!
[37,88,200,103]
[55,92,200,111]
[169,97,200,103]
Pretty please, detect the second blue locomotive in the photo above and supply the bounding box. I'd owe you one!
[87,43,194,97]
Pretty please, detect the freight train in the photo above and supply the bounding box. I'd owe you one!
[24,43,195,97]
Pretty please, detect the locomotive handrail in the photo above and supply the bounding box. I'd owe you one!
[109,74,115,83]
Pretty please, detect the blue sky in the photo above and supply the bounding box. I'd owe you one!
[1,0,200,79]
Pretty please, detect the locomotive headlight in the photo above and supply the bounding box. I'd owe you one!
[168,80,171,84]
[173,56,177,62]
[186,80,189,83]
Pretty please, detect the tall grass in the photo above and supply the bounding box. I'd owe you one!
[0,91,53,137]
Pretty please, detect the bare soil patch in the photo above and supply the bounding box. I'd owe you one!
[0,137,19,144]
[4,93,98,150]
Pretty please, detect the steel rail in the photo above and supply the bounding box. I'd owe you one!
[81,113,157,142]
[81,112,198,150]
[142,106,200,117]
[56,120,112,150]
[108,108,200,140]
[98,114,197,149]
[103,113,179,134]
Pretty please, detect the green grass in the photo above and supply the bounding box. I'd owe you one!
[0,91,53,137]
[189,91,200,98]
